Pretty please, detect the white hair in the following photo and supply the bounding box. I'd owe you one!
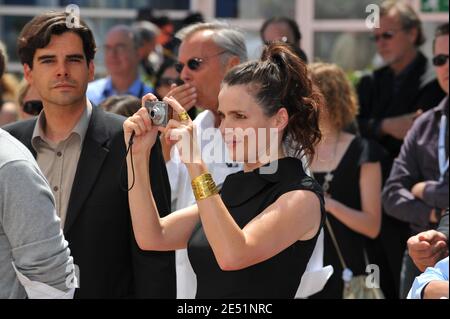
[176,21,248,63]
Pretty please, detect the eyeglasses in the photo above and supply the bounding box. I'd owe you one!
[433,54,449,67]
[370,30,400,42]
[22,100,43,116]
[175,51,228,73]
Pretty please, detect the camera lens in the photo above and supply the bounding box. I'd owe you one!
[150,104,166,126]
[146,101,169,127]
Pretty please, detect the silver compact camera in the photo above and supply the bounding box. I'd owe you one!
[145,100,173,127]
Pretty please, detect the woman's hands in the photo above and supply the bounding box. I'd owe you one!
[123,93,201,165]
[162,96,201,165]
[123,93,161,159]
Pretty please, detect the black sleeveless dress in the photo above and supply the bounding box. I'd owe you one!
[310,137,383,299]
[187,157,325,298]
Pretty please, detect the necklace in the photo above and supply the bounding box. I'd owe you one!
[313,132,341,196]
[317,132,341,162]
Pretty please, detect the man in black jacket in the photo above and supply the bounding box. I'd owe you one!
[3,11,175,298]
[383,22,449,298]
[357,1,445,160]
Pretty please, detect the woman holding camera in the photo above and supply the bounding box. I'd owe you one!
[123,43,325,298]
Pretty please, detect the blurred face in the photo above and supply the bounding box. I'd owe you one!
[218,84,287,164]
[156,65,179,98]
[177,31,237,111]
[434,35,449,95]
[374,13,417,66]
[24,32,94,109]
[104,30,140,76]
[157,24,174,46]
[262,22,296,45]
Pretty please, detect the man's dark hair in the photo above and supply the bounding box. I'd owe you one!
[260,17,302,46]
[433,22,449,53]
[0,46,5,77]
[17,11,97,68]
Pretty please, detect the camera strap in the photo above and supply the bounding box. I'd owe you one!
[120,132,136,192]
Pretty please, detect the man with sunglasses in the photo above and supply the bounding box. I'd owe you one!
[383,22,449,298]
[356,0,446,298]
[358,0,445,159]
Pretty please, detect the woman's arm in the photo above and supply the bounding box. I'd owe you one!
[127,153,200,251]
[325,162,382,239]
[124,96,200,252]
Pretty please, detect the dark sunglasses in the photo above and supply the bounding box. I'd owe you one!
[433,54,449,67]
[175,51,227,73]
[22,100,43,116]
[370,30,398,42]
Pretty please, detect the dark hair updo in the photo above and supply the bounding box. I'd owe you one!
[17,11,96,68]
[223,42,322,164]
